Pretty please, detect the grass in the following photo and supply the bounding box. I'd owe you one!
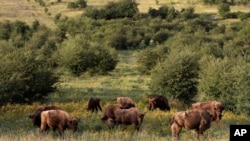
[1,0,250,140]
[1,51,250,141]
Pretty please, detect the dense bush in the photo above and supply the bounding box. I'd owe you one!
[198,56,250,115]
[56,35,118,75]
[85,0,138,19]
[149,49,200,104]
[148,6,178,20]
[137,45,168,74]
[0,47,58,105]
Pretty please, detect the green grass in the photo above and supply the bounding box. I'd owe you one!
[1,0,250,140]
[1,51,250,141]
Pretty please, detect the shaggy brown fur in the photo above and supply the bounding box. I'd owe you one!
[148,95,170,111]
[101,104,122,121]
[87,97,102,113]
[170,109,212,140]
[114,107,145,131]
[117,97,135,109]
[29,105,61,127]
[40,110,78,138]
[191,101,224,121]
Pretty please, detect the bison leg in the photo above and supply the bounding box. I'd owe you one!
[171,123,181,140]
[97,104,102,111]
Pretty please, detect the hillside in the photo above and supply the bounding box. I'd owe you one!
[1,0,249,28]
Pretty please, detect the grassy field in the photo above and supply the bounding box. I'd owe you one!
[1,50,250,141]
[1,0,250,140]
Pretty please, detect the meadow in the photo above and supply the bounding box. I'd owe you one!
[0,0,250,141]
[1,50,250,141]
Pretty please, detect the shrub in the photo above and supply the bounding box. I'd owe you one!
[149,49,199,104]
[0,48,58,105]
[218,3,230,18]
[57,35,118,75]
[85,0,138,19]
[198,56,250,115]
[137,45,168,74]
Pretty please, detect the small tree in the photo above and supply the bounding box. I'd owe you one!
[149,49,199,104]
[0,48,58,105]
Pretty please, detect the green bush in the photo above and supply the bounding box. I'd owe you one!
[149,49,199,104]
[218,3,230,18]
[198,56,250,115]
[85,0,138,19]
[57,35,118,75]
[0,48,58,105]
[137,45,168,74]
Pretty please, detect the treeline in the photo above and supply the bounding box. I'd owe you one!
[0,0,250,115]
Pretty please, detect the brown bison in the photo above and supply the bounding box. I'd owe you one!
[148,95,170,111]
[113,107,145,131]
[101,104,122,121]
[170,109,212,140]
[29,105,61,127]
[191,101,224,121]
[40,109,78,138]
[117,97,135,109]
[87,97,102,113]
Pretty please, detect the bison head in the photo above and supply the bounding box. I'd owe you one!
[68,118,78,132]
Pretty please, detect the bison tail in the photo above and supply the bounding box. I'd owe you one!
[170,116,175,126]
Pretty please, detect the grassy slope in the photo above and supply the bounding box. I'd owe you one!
[1,0,249,28]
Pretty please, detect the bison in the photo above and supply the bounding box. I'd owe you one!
[170,109,212,140]
[101,104,122,121]
[87,97,102,113]
[191,101,224,121]
[148,95,170,111]
[113,107,145,131]
[40,109,78,138]
[29,105,61,127]
[117,97,135,109]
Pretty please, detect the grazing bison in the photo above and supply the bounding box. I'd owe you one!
[101,104,122,121]
[148,95,170,111]
[29,105,61,127]
[40,110,78,138]
[113,107,145,131]
[170,109,212,140]
[117,97,135,109]
[87,97,102,113]
[191,101,224,121]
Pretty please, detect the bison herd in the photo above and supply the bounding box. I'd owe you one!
[29,95,224,140]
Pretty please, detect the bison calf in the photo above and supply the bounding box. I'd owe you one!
[191,101,224,122]
[170,109,212,140]
[117,97,135,109]
[87,97,102,113]
[40,110,78,138]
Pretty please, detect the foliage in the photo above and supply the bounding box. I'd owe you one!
[137,45,168,74]
[56,35,118,75]
[67,0,87,9]
[0,47,58,105]
[218,3,230,18]
[85,0,138,20]
[149,49,200,104]
[198,56,250,115]
[148,6,178,20]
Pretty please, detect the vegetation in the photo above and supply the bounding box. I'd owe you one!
[0,0,250,140]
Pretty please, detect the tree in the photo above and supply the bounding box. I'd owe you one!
[198,56,250,115]
[149,49,199,104]
[0,48,58,105]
